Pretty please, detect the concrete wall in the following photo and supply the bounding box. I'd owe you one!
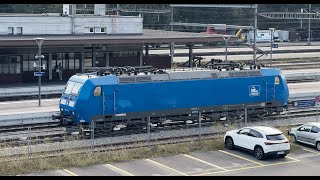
[0,16,71,35]
[0,15,143,35]
[73,16,143,34]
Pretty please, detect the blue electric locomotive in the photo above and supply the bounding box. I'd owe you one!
[53,67,289,132]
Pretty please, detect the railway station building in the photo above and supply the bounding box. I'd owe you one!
[0,4,237,84]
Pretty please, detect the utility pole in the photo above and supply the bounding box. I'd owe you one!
[170,6,174,67]
[300,8,303,28]
[308,4,311,45]
[253,4,258,63]
[116,4,120,15]
[269,28,275,67]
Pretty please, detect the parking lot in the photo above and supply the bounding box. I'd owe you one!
[24,143,320,176]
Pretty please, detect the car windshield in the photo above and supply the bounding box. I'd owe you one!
[64,81,83,96]
[266,134,286,141]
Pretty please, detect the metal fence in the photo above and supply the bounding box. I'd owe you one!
[2,101,319,161]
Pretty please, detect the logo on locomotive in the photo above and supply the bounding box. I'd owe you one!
[249,85,260,96]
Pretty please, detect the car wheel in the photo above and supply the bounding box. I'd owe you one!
[225,137,234,150]
[254,146,264,160]
[292,135,297,142]
[316,142,320,151]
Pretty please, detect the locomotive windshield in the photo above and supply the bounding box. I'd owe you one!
[64,81,83,96]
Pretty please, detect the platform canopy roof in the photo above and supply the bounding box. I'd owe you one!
[0,29,238,47]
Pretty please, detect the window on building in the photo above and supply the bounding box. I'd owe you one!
[69,59,75,69]
[75,59,80,69]
[22,54,29,71]
[84,27,94,33]
[68,53,75,70]
[8,27,14,35]
[0,56,9,74]
[8,56,21,74]
[84,53,92,67]
[23,60,28,71]
[69,52,74,59]
[25,54,36,72]
[94,27,106,33]
[95,27,101,33]
[17,27,22,35]
[74,53,81,70]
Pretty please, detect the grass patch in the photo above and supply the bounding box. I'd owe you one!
[0,137,225,176]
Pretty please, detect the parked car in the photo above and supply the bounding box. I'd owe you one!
[224,126,290,160]
[288,122,320,150]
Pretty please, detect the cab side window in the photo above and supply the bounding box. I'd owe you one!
[93,86,102,96]
[275,76,280,85]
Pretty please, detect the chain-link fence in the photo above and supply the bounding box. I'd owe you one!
[1,100,319,162]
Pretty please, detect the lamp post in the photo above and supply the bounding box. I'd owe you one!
[35,38,45,107]
[269,28,275,67]
[307,4,311,46]
[223,35,231,62]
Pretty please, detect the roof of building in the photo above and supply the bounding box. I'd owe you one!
[0,29,238,47]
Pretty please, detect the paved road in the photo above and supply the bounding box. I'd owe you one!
[23,142,320,176]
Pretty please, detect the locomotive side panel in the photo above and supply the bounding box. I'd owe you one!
[112,76,276,115]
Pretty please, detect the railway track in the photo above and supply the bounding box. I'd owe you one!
[0,121,70,147]
[0,121,61,133]
[0,121,302,163]
[0,107,317,160]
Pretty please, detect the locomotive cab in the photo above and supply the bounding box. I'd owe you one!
[261,68,289,113]
[53,74,118,128]
[53,75,88,126]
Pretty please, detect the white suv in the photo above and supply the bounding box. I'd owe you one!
[224,126,290,160]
